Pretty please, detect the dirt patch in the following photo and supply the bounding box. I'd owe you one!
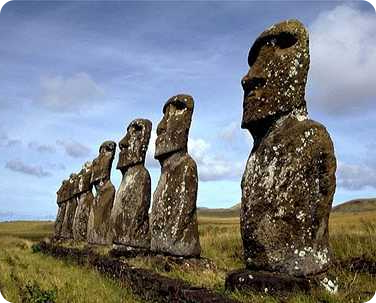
[37,241,237,303]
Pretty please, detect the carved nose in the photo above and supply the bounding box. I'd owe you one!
[120,142,129,150]
[157,119,167,136]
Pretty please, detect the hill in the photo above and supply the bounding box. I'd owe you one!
[198,203,240,218]
[199,198,376,217]
[332,198,376,213]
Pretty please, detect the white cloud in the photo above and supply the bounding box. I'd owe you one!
[145,134,244,181]
[189,137,243,182]
[5,159,52,178]
[219,122,239,142]
[39,72,104,111]
[337,162,376,190]
[0,132,22,148]
[309,5,376,114]
[145,131,159,168]
[28,141,56,153]
[57,139,91,158]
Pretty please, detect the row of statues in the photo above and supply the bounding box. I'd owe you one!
[53,19,337,290]
[55,95,200,257]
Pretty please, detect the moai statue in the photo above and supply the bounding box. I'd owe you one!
[60,173,79,240]
[151,94,201,257]
[72,161,94,241]
[87,141,116,245]
[54,179,70,239]
[110,119,152,252]
[226,20,337,293]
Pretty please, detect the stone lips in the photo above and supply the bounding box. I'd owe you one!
[111,118,152,250]
[155,94,194,160]
[117,118,152,170]
[241,19,309,130]
[240,19,337,279]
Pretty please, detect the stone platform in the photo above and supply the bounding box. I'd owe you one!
[225,269,312,295]
[37,241,230,303]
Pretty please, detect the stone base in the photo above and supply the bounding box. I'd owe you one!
[109,244,150,258]
[109,246,216,271]
[38,241,236,303]
[151,254,217,272]
[225,269,311,295]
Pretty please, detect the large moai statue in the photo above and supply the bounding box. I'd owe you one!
[60,173,79,239]
[87,141,116,245]
[72,161,94,241]
[54,179,70,239]
[226,20,337,293]
[151,94,201,257]
[110,119,152,251]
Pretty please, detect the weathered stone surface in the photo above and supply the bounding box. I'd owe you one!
[60,174,79,240]
[240,20,336,277]
[72,161,94,241]
[54,180,69,239]
[87,141,116,245]
[225,269,311,294]
[110,119,152,250]
[151,95,201,257]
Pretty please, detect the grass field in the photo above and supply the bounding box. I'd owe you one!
[0,211,375,303]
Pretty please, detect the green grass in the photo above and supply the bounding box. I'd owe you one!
[0,230,141,302]
[0,212,375,302]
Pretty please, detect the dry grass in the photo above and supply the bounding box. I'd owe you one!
[0,211,375,302]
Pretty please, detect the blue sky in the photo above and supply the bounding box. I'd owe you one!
[0,1,375,219]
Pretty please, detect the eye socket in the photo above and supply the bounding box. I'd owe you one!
[133,124,143,132]
[276,32,298,49]
[248,32,298,66]
[174,100,186,110]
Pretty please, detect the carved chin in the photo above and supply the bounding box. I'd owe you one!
[117,155,142,169]
[155,142,181,159]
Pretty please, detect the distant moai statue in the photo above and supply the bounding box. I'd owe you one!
[151,94,201,257]
[226,20,337,293]
[87,141,116,245]
[54,179,70,239]
[60,173,79,239]
[110,119,152,251]
[72,161,94,241]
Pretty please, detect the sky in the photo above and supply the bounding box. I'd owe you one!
[0,0,375,220]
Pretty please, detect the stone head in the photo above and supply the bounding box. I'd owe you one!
[90,141,116,185]
[241,19,309,130]
[117,119,152,171]
[78,161,93,193]
[155,94,194,160]
[69,173,80,197]
[57,179,69,204]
